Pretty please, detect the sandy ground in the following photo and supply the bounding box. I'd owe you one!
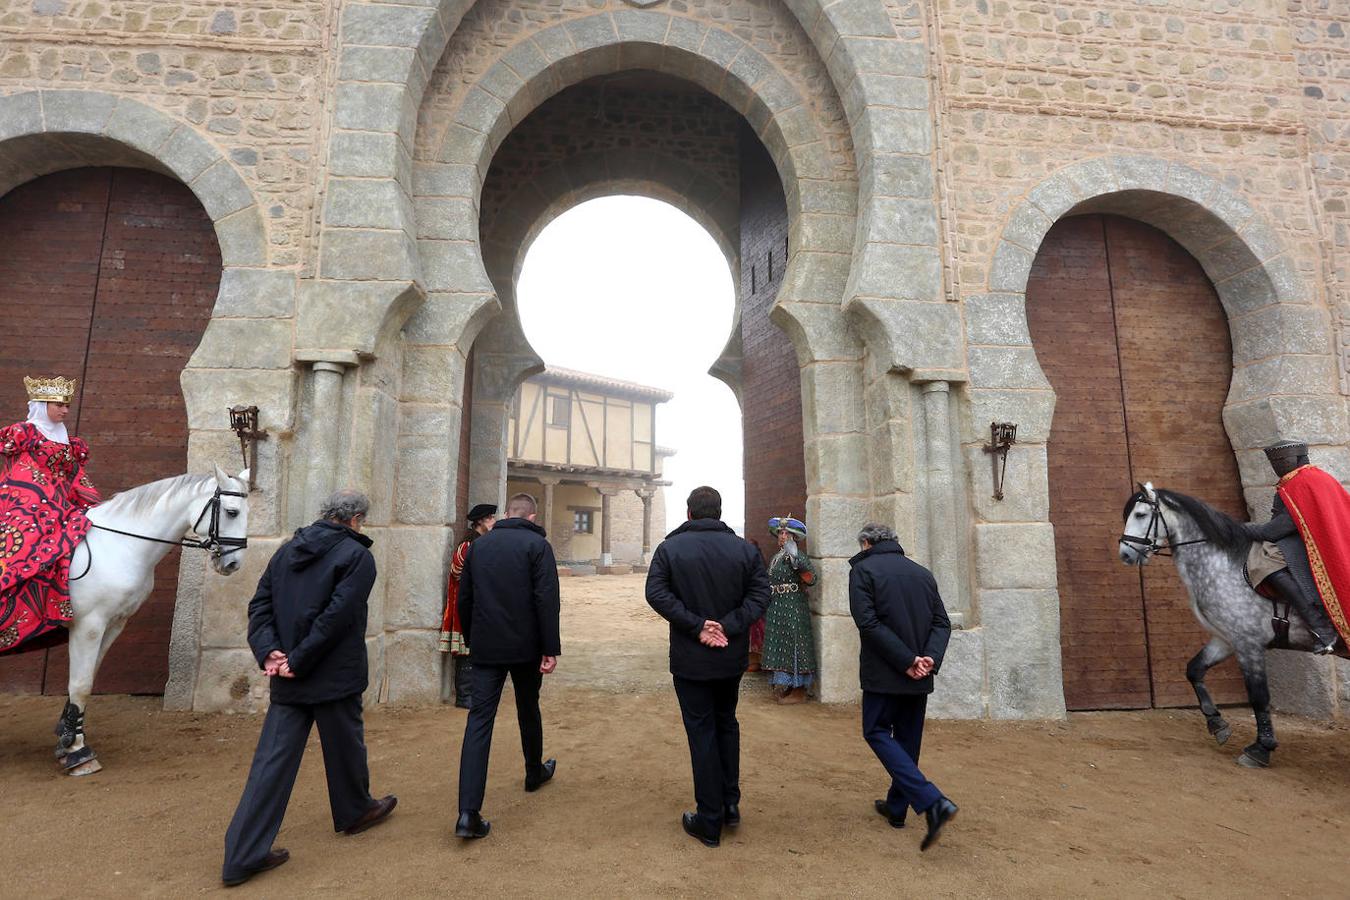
[3,574,1350,898]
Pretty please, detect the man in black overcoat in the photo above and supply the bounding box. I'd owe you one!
[645,485,770,848]
[222,490,396,887]
[454,491,562,840]
[848,522,957,851]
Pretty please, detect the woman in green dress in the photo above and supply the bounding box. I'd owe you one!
[761,515,816,704]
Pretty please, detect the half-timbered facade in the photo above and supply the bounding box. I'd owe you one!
[505,369,671,568]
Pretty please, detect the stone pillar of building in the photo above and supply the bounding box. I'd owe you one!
[636,486,656,564]
[594,485,619,567]
[295,352,360,519]
[919,380,964,622]
[537,476,560,536]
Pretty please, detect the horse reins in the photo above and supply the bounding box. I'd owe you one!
[71,487,249,581]
[1119,492,1209,558]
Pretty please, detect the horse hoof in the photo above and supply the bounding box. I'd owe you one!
[67,758,103,777]
[1236,751,1269,769]
[1213,724,1232,746]
[59,746,99,775]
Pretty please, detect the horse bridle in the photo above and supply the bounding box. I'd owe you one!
[88,486,250,559]
[1118,491,1207,558]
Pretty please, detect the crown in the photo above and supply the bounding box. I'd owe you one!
[24,376,76,405]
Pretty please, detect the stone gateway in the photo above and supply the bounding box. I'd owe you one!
[0,0,1346,719]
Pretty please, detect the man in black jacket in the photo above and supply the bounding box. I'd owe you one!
[645,486,770,848]
[848,522,957,851]
[222,490,396,888]
[454,491,562,840]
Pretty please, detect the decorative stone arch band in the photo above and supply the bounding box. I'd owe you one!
[0,89,292,710]
[963,154,1347,719]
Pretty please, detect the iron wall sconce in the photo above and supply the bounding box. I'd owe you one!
[984,421,1017,501]
[228,405,268,491]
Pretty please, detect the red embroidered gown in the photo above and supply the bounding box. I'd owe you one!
[439,539,473,656]
[0,423,101,652]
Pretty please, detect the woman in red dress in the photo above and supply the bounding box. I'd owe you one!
[0,376,101,652]
[440,502,496,708]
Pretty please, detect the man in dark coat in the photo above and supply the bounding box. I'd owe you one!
[645,485,770,848]
[454,491,562,840]
[222,490,396,887]
[848,522,957,851]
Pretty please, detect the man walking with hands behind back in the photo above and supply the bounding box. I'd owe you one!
[646,486,770,848]
[454,492,562,840]
[848,523,957,851]
[222,490,396,888]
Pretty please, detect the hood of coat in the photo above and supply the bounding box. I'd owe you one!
[665,518,736,540]
[849,538,905,567]
[289,520,372,570]
[492,517,547,538]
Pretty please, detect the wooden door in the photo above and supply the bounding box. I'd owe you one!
[1027,215,1247,710]
[0,168,219,695]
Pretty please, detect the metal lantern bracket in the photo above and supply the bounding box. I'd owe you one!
[983,421,1017,501]
[228,405,268,491]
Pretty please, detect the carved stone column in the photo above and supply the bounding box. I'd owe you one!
[295,350,359,519]
[594,485,620,566]
[919,380,962,618]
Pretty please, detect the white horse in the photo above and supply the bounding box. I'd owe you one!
[51,464,251,775]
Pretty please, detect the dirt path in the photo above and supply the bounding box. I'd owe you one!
[3,575,1349,897]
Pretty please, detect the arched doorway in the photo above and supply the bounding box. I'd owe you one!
[1027,214,1247,710]
[0,167,219,696]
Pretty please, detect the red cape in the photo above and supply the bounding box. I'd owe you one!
[1278,465,1350,642]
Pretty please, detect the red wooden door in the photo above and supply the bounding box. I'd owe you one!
[0,168,219,695]
[1027,215,1247,710]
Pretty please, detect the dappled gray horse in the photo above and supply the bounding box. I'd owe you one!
[1118,483,1329,768]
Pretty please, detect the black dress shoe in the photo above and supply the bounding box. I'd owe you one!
[222,848,289,887]
[455,810,491,839]
[344,794,398,834]
[921,797,958,851]
[723,804,741,827]
[525,758,556,792]
[681,812,720,848]
[874,799,906,828]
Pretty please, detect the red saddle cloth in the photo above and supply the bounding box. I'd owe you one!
[1279,465,1350,643]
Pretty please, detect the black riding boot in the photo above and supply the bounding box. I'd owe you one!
[1266,568,1338,653]
[453,656,473,709]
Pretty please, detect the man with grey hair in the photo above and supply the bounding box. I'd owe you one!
[849,522,956,851]
[222,489,396,887]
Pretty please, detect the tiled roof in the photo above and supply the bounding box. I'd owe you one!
[534,367,674,402]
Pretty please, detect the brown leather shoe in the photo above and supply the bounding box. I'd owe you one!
[344,794,398,835]
[776,687,807,705]
[222,848,289,887]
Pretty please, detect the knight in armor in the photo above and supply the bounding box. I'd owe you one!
[1242,441,1341,654]
[0,376,100,652]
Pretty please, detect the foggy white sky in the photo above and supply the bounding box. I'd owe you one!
[516,196,745,534]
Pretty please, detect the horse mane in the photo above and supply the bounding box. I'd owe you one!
[1139,488,1251,557]
[93,473,215,521]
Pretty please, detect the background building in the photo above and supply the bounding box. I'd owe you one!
[0,0,1346,718]
[503,368,671,569]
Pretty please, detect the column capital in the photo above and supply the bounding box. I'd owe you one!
[295,349,361,369]
[535,475,563,486]
[590,483,623,497]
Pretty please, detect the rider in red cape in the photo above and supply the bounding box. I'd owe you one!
[0,376,101,652]
[1242,440,1343,654]
[1275,459,1350,647]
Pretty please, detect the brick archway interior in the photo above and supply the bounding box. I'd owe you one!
[467,74,806,540]
[0,167,220,696]
[1027,214,1247,710]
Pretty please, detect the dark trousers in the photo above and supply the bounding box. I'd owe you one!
[862,691,942,818]
[457,662,545,813]
[222,694,372,880]
[672,674,742,829]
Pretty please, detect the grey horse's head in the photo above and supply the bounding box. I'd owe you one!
[1119,482,1159,566]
